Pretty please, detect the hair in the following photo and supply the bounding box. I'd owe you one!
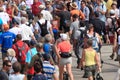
[45,34,52,43]
[87,39,93,47]
[3,60,11,67]
[72,14,79,19]
[88,24,94,30]
[81,0,87,5]
[16,34,22,40]
[34,60,43,73]
[38,13,43,18]
[21,17,27,24]
[12,62,21,72]
[36,43,43,49]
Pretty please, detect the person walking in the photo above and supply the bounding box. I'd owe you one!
[81,39,101,80]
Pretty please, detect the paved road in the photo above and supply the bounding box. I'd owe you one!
[72,45,119,80]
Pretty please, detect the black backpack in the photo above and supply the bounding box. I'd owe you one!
[37,20,49,37]
[109,17,117,32]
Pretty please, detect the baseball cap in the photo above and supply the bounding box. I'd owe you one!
[60,33,68,40]
[110,10,115,15]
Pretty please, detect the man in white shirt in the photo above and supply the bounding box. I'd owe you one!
[9,17,22,35]
[20,17,36,45]
[34,13,53,38]
[39,4,53,21]
[0,7,10,24]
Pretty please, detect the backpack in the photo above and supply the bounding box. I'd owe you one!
[109,17,117,33]
[37,20,49,37]
[87,32,99,51]
[15,43,26,63]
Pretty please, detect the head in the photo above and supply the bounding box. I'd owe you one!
[29,40,36,48]
[86,39,93,47]
[96,0,102,5]
[36,43,43,52]
[111,2,117,9]
[7,48,16,57]
[45,1,51,8]
[38,13,43,19]
[109,9,115,16]
[72,14,79,21]
[45,34,53,43]
[39,5,46,11]
[61,3,67,10]
[34,60,43,73]
[88,24,94,32]
[34,0,39,3]
[43,54,50,61]
[81,1,86,8]
[2,60,12,72]
[3,24,9,31]
[16,34,22,41]
[21,17,27,24]
[70,2,78,10]
[12,62,21,73]
[60,33,68,41]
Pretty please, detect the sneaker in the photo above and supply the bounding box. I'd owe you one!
[110,54,114,59]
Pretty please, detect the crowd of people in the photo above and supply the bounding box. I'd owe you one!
[0,0,119,80]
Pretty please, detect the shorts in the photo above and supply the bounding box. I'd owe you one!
[59,57,72,66]
[84,65,96,78]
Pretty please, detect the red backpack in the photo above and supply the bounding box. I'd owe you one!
[15,43,27,64]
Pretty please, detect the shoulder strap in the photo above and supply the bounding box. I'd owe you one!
[37,21,41,27]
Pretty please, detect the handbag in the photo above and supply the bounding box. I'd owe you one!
[96,72,103,80]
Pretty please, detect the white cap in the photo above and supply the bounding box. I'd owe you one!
[39,5,46,9]
[60,33,68,40]
[110,10,115,15]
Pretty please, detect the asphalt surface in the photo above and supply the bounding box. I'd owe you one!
[72,45,119,80]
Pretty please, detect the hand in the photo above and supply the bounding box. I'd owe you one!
[97,67,101,72]
[106,39,110,44]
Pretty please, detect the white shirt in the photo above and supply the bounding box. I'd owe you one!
[9,74,25,80]
[35,18,52,34]
[41,10,53,21]
[114,9,119,18]
[0,12,10,24]
[9,27,22,35]
[20,24,34,40]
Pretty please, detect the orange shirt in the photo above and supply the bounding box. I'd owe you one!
[57,40,71,52]
[70,9,85,20]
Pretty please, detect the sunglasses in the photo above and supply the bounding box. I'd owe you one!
[6,65,12,67]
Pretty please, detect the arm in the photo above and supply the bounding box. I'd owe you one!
[81,49,85,67]
[53,73,59,80]
[79,10,85,20]
[95,52,101,71]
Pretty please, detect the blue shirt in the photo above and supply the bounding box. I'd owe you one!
[0,31,16,52]
[94,3,107,22]
[26,48,37,63]
[43,43,51,54]
[43,61,56,80]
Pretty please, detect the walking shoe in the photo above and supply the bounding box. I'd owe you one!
[110,54,114,59]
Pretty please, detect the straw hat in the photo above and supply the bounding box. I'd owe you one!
[70,2,78,9]
[7,48,16,57]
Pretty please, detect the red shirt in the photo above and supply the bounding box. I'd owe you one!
[12,40,29,64]
[57,40,71,52]
[31,2,41,16]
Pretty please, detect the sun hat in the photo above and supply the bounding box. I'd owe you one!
[7,48,16,57]
[70,2,78,9]
[39,5,46,9]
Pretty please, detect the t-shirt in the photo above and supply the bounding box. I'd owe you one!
[32,74,47,80]
[43,61,56,80]
[0,69,9,80]
[9,74,25,80]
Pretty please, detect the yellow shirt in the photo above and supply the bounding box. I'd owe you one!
[85,49,96,66]
[106,0,113,11]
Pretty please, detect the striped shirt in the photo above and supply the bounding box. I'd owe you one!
[43,61,56,80]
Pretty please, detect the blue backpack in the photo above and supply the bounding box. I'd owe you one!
[87,32,99,52]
